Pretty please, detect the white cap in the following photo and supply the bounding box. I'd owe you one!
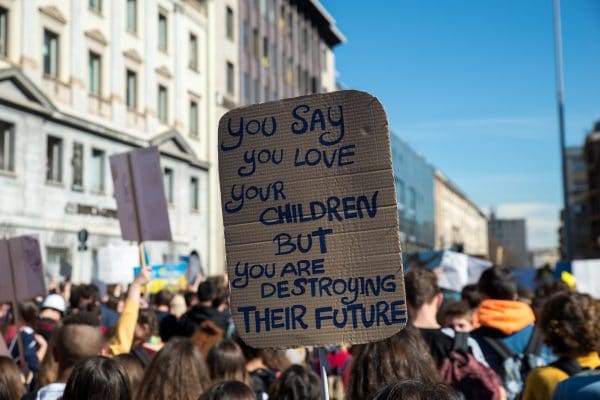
[42,294,66,314]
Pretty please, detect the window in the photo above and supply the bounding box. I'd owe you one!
[242,73,250,103]
[271,44,277,71]
[72,142,84,189]
[395,178,405,207]
[408,187,416,211]
[189,33,198,70]
[126,69,137,108]
[226,62,234,96]
[158,12,167,52]
[252,29,259,58]
[90,148,105,192]
[0,7,8,57]
[242,20,249,50]
[263,37,269,64]
[89,0,102,13]
[190,177,199,210]
[264,85,269,102]
[0,121,14,172]
[88,51,101,95]
[43,30,59,78]
[226,7,234,40]
[126,0,137,33]
[163,168,174,204]
[157,85,168,123]
[46,136,63,182]
[189,100,198,137]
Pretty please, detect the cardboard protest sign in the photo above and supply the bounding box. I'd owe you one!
[133,262,187,294]
[218,90,406,348]
[0,236,45,302]
[110,146,172,242]
[97,245,138,284]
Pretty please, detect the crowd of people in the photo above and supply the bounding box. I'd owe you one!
[1,264,599,400]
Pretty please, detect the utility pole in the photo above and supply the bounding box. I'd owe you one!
[552,0,573,261]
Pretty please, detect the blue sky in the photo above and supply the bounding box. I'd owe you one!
[322,0,600,248]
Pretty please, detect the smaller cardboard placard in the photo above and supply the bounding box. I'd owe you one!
[133,262,187,294]
[97,245,138,284]
[0,236,46,302]
[110,146,172,242]
[218,90,406,348]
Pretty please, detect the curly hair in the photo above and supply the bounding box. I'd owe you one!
[540,292,600,356]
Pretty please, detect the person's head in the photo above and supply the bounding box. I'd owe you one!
[62,356,130,400]
[198,381,255,400]
[134,309,158,345]
[184,291,199,309]
[517,286,534,305]
[460,284,482,310]
[197,281,217,305]
[154,290,174,310]
[261,349,292,372]
[191,320,225,357]
[347,326,440,400]
[54,312,104,378]
[17,300,38,327]
[207,275,229,310]
[268,365,321,400]
[540,291,600,357]
[368,380,458,400]
[206,340,250,385]
[113,354,145,399]
[440,301,473,333]
[0,356,26,400]
[532,280,570,318]
[70,284,100,313]
[136,337,211,400]
[40,294,66,321]
[170,294,187,318]
[478,266,518,300]
[404,267,443,318]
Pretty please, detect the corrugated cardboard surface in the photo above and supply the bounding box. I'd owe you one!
[219,90,406,348]
[0,236,45,302]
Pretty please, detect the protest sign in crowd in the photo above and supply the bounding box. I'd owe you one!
[2,92,599,400]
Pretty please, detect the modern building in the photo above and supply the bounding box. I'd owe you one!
[0,0,213,282]
[390,133,435,253]
[559,146,592,259]
[584,122,600,258]
[434,170,488,257]
[488,213,528,267]
[204,0,344,273]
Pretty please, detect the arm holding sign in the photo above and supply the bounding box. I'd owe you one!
[108,267,151,356]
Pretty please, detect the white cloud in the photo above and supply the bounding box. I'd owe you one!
[482,202,560,249]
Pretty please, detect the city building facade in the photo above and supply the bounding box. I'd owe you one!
[434,170,488,257]
[488,213,528,267]
[584,122,600,258]
[0,0,212,282]
[390,133,435,253]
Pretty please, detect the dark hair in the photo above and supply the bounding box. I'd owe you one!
[113,353,145,399]
[62,311,100,327]
[268,365,321,400]
[62,356,131,400]
[198,381,255,400]
[460,284,482,309]
[0,356,26,400]
[198,281,217,303]
[206,275,229,309]
[18,301,39,327]
[234,335,260,362]
[517,286,534,303]
[136,337,211,400]
[184,291,199,308]
[207,340,251,386]
[137,308,159,337]
[368,380,458,400]
[477,266,517,300]
[440,301,472,322]
[405,267,441,308]
[532,280,570,318]
[540,292,600,356]
[154,290,174,308]
[70,284,100,313]
[347,326,440,400]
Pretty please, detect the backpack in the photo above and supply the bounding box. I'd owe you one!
[440,332,503,400]
[481,326,545,400]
